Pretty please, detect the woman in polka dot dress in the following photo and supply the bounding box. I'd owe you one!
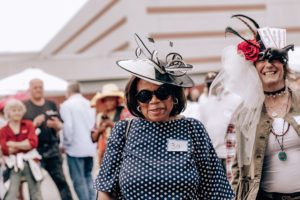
[94,34,234,200]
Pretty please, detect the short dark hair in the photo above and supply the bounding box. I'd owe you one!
[125,76,187,118]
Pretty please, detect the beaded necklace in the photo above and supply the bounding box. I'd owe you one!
[264,86,287,98]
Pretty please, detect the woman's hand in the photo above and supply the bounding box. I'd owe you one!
[91,119,115,143]
[101,119,114,128]
[7,139,32,151]
[99,119,114,131]
[7,142,19,154]
[105,119,114,128]
[98,121,108,133]
[6,141,16,148]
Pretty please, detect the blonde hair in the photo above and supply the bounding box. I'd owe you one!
[3,99,26,120]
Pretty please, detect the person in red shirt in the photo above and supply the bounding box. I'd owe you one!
[0,99,43,200]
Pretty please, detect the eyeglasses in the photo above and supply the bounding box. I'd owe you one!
[136,85,172,103]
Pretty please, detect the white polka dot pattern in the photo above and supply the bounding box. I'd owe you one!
[94,118,234,199]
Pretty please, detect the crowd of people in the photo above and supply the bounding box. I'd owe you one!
[0,14,299,200]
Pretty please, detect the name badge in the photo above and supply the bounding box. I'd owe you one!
[167,139,188,152]
[293,115,300,125]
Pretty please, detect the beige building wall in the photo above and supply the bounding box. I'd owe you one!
[0,0,299,93]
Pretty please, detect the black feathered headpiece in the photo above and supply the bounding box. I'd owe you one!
[226,14,294,64]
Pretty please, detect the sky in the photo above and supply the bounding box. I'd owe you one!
[0,0,88,53]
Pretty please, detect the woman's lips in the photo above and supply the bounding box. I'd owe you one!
[149,108,165,115]
[263,71,276,76]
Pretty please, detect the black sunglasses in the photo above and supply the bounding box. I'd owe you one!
[136,85,172,103]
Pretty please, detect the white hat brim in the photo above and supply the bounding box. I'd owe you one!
[117,59,194,87]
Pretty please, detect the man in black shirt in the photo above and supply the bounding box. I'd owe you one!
[23,79,73,200]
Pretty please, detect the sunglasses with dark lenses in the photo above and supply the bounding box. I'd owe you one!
[136,85,172,103]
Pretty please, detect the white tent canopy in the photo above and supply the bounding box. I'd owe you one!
[0,68,68,96]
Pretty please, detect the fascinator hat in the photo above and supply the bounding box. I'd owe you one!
[116,34,194,88]
[225,14,294,64]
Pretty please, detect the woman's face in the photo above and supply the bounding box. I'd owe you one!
[136,80,174,122]
[101,96,118,112]
[8,106,24,122]
[255,59,285,91]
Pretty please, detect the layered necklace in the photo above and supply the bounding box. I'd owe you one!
[267,91,291,161]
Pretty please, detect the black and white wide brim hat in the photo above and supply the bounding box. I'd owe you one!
[117,59,194,87]
[116,34,195,88]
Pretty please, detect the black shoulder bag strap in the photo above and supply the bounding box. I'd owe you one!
[113,106,124,122]
[125,118,133,139]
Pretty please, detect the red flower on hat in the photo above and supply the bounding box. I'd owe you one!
[237,39,260,62]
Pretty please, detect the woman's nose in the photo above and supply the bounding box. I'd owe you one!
[149,94,160,103]
[265,60,274,68]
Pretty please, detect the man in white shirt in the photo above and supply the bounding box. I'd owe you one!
[60,82,97,200]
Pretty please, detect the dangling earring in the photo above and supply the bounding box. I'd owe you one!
[137,106,141,112]
[173,98,178,105]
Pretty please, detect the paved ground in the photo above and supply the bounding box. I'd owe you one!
[22,154,99,200]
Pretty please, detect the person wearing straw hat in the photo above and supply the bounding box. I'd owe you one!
[94,34,234,200]
[91,83,131,165]
[213,15,297,199]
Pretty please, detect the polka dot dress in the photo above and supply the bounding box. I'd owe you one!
[94,118,234,200]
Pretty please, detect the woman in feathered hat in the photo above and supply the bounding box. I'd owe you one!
[93,34,234,199]
[217,15,299,199]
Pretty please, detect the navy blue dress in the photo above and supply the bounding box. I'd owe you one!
[94,118,234,199]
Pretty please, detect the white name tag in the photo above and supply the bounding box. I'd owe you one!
[167,139,188,152]
[293,115,300,125]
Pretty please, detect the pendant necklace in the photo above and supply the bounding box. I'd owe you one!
[271,112,278,118]
[271,121,290,161]
[269,92,290,161]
